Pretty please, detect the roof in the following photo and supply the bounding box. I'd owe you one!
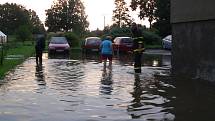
[0,31,6,37]
[162,35,172,41]
[86,37,101,39]
[115,37,131,39]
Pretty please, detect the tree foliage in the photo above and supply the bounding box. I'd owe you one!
[153,0,171,37]
[0,3,45,35]
[28,9,46,34]
[130,0,171,37]
[0,3,30,34]
[112,0,133,27]
[130,0,156,29]
[110,26,132,38]
[15,25,33,42]
[64,32,80,47]
[45,0,89,35]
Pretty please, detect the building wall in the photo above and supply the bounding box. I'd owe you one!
[171,0,215,23]
[172,20,215,81]
[171,0,215,81]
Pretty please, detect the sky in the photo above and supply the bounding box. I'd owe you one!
[0,0,148,30]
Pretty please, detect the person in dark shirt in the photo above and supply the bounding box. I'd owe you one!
[35,36,45,65]
[131,23,144,73]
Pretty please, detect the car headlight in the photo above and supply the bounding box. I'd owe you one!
[49,46,55,49]
[65,45,70,49]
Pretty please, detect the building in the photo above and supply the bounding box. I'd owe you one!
[171,0,215,81]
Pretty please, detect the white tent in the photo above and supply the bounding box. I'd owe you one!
[0,31,7,44]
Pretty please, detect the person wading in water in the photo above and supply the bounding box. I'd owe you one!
[35,35,45,65]
[131,23,145,73]
[100,36,113,67]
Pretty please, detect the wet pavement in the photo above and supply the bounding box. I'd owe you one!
[0,50,215,121]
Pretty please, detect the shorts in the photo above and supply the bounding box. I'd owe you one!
[101,54,112,61]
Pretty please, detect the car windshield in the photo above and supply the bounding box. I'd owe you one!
[163,35,172,41]
[50,37,68,44]
[121,38,133,44]
[86,38,101,45]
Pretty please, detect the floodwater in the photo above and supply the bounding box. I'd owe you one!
[0,51,215,121]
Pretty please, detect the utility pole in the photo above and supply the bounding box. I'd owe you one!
[66,0,69,32]
[104,15,106,30]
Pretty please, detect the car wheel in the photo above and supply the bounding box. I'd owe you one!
[65,50,69,55]
[48,50,52,55]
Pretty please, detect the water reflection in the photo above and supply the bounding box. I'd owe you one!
[2,50,205,121]
[48,52,70,59]
[81,52,101,63]
[142,54,162,67]
[169,79,215,121]
[100,62,113,95]
[114,53,171,68]
[128,74,142,119]
[47,59,84,93]
[35,65,46,93]
[114,53,133,66]
[128,73,175,120]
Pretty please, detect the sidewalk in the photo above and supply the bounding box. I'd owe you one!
[143,49,171,55]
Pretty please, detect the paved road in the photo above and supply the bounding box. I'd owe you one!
[144,49,171,56]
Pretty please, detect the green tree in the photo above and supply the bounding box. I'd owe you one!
[112,0,133,27]
[71,0,89,36]
[110,26,132,38]
[16,25,33,43]
[0,3,30,34]
[130,0,156,29]
[0,3,44,35]
[153,0,171,37]
[45,0,65,32]
[45,0,89,34]
[28,9,46,34]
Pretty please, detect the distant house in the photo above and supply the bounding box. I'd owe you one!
[0,31,7,44]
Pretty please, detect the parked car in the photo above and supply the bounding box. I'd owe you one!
[113,37,133,52]
[162,35,172,50]
[82,37,102,52]
[48,37,70,54]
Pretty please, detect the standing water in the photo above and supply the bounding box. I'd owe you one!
[0,51,215,121]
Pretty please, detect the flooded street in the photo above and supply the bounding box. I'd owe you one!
[0,50,215,121]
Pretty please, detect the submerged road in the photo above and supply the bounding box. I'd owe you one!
[0,50,214,121]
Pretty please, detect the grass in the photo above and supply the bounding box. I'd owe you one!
[0,41,35,79]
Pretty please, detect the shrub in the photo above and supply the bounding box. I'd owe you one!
[64,32,80,47]
[110,26,132,38]
[142,31,162,45]
[15,25,33,43]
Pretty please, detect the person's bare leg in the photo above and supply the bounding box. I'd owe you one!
[103,60,107,68]
[108,61,112,69]
[104,59,107,66]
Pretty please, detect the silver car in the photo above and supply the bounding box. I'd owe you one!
[162,35,172,50]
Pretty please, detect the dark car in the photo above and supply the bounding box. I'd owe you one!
[48,37,70,54]
[113,37,133,52]
[82,37,102,52]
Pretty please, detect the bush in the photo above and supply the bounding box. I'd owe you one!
[47,32,80,47]
[108,26,161,46]
[64,32,80,47]
[142,31,162,45]
[15,25,33,43]
[110,26,132,38]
